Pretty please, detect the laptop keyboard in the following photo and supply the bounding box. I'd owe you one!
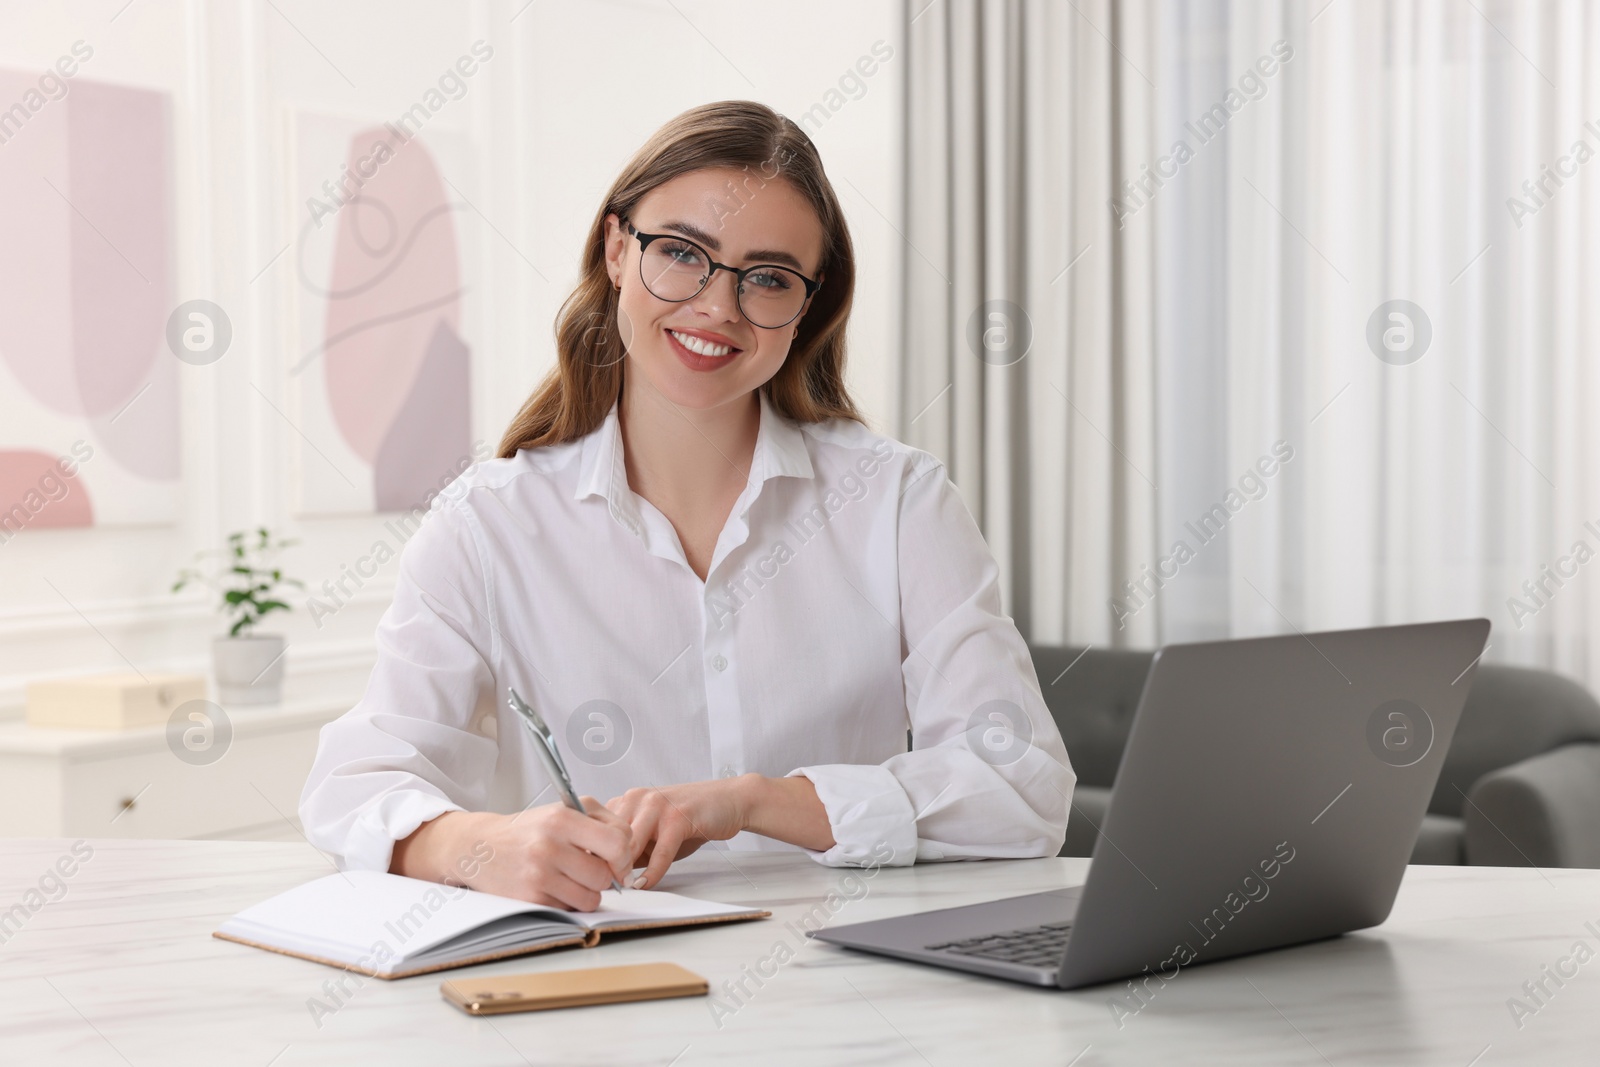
[925,922,1072,968]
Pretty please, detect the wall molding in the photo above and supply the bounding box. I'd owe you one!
[0,580,395,632]
[0,591,213,637]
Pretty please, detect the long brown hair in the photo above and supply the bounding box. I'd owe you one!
[497,101,863,458]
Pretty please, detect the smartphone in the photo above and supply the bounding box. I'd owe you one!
[441,962,708,1015]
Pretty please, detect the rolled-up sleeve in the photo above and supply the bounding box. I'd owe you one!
[790,457,1075,866]
[299,500,500,872]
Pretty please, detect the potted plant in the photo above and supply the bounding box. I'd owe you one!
[173,528,302,704]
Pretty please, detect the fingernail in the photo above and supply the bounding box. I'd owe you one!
[631,875,648,889]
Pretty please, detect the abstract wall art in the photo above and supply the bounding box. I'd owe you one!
[288,111,475,517]
[0,71,179,534]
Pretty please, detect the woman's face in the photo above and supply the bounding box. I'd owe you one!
[604,166,826,413]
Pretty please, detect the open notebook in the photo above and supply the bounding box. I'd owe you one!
[214,871,769,979]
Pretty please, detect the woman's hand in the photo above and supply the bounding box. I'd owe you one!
[605,779,749,889]
[390,802,632,912]
[606,774,836,889]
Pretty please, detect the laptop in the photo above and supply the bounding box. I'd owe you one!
[811,618,1491,990]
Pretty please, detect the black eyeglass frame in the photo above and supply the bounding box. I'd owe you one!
[622,216,821,330]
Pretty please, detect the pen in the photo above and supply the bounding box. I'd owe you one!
[507,686,627,893]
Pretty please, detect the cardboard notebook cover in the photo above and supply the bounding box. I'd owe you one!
[213,871,769,980]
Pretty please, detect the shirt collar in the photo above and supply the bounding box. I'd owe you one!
[574,389,815,528]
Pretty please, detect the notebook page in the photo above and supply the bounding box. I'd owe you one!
[217,871,574,967]
[582,887,763,930]
[408,915,591,968]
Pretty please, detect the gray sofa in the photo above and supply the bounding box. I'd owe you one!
[1031,645,1600,868]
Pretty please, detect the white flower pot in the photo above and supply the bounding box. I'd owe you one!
[213,634,287,704]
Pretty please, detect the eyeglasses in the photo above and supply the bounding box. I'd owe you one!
[622,217,820,330]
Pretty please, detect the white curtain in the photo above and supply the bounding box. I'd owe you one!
[901,0,1600,688]
[900,0,1162,649]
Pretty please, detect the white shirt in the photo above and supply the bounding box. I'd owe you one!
[299,389,1075,872]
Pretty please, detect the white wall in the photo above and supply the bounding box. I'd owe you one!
[0,0,903,717]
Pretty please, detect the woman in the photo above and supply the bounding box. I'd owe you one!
[300,101,1074,911]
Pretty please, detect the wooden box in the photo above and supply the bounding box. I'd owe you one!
[26,673,209,730]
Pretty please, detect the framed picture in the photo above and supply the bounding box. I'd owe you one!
[0,71,179,533]
[286,110,478,517]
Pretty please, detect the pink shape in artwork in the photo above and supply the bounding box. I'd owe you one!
[0,70,78,415]
[0,71,178,490]
[0,451,94,533]
[373,319,471,512]
[323,129,463,464]
[89,347,180,481]
[68,80,172,420]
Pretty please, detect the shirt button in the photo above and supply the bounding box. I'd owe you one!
[720,765,737,778]
[711,654,728,672]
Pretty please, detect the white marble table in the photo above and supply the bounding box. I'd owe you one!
[1,839,1596,1065]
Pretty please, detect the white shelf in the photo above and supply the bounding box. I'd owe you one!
[0,693,356,840]
[0,694,354,760]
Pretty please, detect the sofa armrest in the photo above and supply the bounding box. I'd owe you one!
[1463,743,1600,868]
[1058,785,1112,857]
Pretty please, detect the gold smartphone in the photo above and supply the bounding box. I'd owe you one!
[441,962,708,1015]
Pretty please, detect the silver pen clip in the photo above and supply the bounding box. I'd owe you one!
[509,687,571,781]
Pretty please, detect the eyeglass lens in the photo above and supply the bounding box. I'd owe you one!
[639,238,807,329]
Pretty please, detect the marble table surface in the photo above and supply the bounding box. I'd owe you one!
[1,838,1597,1065]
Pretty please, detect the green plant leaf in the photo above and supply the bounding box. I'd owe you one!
[180,527,303,632]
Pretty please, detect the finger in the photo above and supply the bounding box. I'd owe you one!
[638,817,687,890]
[552,839,629,896]
[599,789,645,821]
[580,798,633,833]
[618,805,664,872]
[590,808,635,878]
[528,867,603,912]
[560,809,634,879]
[592,796,633,825]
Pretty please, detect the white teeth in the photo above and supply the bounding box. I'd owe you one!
[669,329,735,357]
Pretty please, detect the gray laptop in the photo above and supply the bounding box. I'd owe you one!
[811,618,1491,989]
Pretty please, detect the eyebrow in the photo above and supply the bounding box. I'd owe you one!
[656,219,808,273]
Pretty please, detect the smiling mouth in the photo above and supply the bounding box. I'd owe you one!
[666,328,741,358]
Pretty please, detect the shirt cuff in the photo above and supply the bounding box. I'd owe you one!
[787,764,918,867]
[340,790,464,873]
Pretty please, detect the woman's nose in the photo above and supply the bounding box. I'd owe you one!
[689,266,743,321]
